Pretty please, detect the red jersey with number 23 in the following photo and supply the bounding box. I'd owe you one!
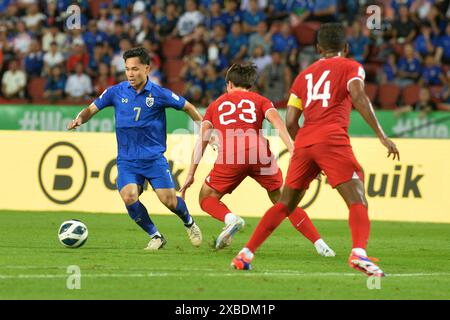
[290,56,365,147]
[203,90,276,164]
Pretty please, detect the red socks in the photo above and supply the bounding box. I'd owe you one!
[349,203,370,249]
[200,197,231,222]
[246,203,289,253]
[288,207,321,244]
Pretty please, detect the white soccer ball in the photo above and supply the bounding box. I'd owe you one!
[58,219,88,248]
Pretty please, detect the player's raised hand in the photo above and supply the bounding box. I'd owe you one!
[180,174,195,199]
[380,137,400,161]
[67,117,82,130]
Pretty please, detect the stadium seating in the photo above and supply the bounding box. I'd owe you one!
[89,2,100,18]
[27,77,47,101]
[364,82,378,102]
[430,86,444,103]
[364,62,381,82]
[0,1,449,109]
[163,59,185,79]
[437,103,449,110]
[162,38,184,59]
[401,84,420,106]
[293,22,320,46]
[0,97,27,104]
[393,43,405,57]
[166,80,185,95]
[378,83,401,109]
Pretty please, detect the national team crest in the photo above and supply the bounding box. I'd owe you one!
[146,94,154,108]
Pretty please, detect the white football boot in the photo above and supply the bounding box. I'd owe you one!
[215,217,245,249]
[144,235,167,251]
[186,222,202,247]
[314,239,336,257]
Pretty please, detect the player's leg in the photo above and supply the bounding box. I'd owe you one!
[152,187,202,247]
[256,167,323,246]
[118,175,165,250]
[232,146,319,269]
[267,189,335,257]
[336,178,369,254]
[119,183,159,237]
[267,189,320,241]
[199,183,231,222]
[231,185,306,270]
[317,144,383,276]
[248,185,306,251]
[149,158,202,247]
[335,178,383,276]
[199,168,246,249]
[117,161,163,243]
[251,156,333,254]
[268,188,321,244]
[154,188,192,225]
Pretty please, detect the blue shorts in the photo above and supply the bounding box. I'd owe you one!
[117,157,175,192]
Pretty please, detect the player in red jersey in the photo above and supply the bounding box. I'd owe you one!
[231,23,400,276]
[180,63,335,256]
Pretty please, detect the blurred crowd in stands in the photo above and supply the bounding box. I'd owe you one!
[0,0,450,112]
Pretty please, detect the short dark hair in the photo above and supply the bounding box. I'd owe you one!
[225,63,257,89]
[317,22,346,52]
[123,47,151,65]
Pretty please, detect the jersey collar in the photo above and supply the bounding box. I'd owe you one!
[127,77,153,94]
[143,78,153,92]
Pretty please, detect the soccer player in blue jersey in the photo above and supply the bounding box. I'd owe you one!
[68,47,204,250]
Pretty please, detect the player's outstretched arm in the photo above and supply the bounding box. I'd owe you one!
[183,100,203,123]
[67,103,100,130]
[349,80,400,160]
[180,121,214,199]
[266,108,294,155]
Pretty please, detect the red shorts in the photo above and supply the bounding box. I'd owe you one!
[205,162,283,194]
[285,143,363,190]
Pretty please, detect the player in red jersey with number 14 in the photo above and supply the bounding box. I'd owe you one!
[180,63,335,256]
[231,23,400,276]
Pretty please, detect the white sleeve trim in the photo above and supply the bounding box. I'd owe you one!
[264,107,277,119]
[347,77,364,92]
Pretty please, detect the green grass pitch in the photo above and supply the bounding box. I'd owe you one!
[1,210,449,300]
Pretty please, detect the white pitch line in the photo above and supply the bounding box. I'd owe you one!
[1,272,450,280]
[2,265,450,278]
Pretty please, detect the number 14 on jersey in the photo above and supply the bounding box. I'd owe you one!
[305,70,331,108]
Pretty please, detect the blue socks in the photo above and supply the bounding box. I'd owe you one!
[171,196,193,227]
[126,200,159,237]
[127,197,193,236]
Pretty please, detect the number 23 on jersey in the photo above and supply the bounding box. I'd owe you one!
[218,99,257,125]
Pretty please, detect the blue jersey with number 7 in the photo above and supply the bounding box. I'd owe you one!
[93,79,186,161]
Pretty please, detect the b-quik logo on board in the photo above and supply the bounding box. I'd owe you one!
[38,142,87,204]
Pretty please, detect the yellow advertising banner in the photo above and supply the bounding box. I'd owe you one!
[0,130,449,223]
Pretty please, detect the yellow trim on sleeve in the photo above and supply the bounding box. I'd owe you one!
[288,94,303,110]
